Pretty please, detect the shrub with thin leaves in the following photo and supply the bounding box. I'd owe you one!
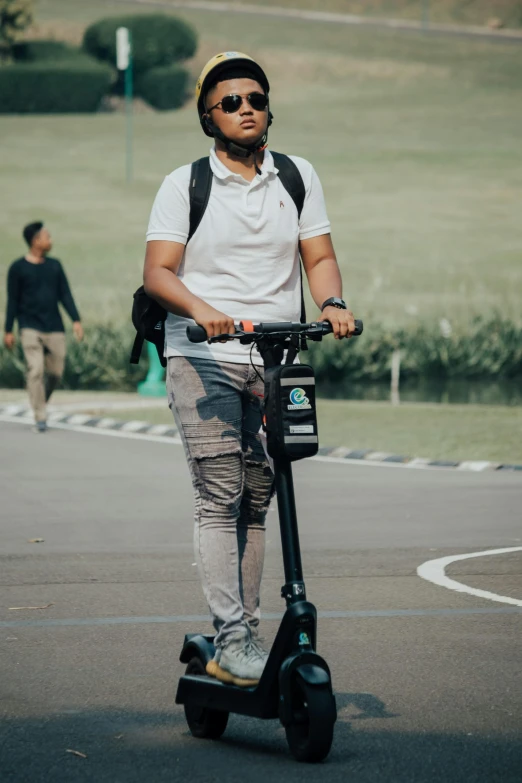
[1,318,521,392]
[308,315,522,385]
[0,0,33,63]
[0,325,147,390]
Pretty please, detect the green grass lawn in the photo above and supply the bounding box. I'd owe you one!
[78,399,522,463]
[1,1,522,330]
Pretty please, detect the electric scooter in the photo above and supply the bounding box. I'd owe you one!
[175,318,363,762]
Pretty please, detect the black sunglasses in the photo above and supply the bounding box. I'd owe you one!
[207,92,268,114]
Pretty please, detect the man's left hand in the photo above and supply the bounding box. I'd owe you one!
[73,321,84,342]
[318,306,356,339]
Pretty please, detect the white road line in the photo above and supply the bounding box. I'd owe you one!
[417,547,522,607]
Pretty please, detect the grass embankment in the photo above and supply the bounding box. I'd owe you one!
[1,1,521,328]
[1,387,520,462]
[83,400,522,463]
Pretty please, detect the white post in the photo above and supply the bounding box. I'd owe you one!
[391,349,401,406]
[116,27,133,183]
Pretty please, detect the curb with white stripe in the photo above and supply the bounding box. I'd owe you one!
[1,404,521,473]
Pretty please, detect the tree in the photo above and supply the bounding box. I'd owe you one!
[0,0,33,64]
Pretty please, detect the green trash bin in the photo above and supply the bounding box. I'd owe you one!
[138,342,165,397]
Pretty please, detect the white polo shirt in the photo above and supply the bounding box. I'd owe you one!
[146,147,330,365]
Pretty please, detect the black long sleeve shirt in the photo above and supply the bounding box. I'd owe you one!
[4,256,80,333]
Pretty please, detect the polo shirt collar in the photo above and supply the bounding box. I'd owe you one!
[209,146,277,183]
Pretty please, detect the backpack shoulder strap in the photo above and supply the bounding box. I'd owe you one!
[272,151,308,338]
[271,151,305,219]
[188,156,213,243]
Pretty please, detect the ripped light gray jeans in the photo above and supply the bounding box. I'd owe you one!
[167,356,275,647]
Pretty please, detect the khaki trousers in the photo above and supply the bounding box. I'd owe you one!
[20,329,66,422]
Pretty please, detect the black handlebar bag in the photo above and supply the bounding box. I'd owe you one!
[263,364,319,462]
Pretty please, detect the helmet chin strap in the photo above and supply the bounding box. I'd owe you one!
[206,117,270,175]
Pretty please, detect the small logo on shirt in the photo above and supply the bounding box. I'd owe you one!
[280,201,285,208]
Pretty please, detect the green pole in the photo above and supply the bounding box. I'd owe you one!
[125,41,133,184]
[138,342,166,397]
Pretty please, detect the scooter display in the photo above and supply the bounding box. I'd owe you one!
[175,317,363,762]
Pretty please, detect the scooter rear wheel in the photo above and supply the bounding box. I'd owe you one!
[184,656,229,739]
[285,678,335,762]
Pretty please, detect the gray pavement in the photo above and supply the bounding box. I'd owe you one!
[1,419,521,782]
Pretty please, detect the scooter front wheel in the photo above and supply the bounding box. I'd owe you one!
[183,656,229,739]
[285,678,335,762]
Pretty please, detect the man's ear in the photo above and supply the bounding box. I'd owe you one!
[203,113,213,133]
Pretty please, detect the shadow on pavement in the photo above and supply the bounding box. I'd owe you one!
[1,704,521,783]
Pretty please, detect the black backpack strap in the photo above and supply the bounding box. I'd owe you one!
[271,151,305,219]
[130,333,144,365]
[188,156,213,243]
[272,151,308,343]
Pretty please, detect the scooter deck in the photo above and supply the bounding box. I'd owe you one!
[175,601,320,719]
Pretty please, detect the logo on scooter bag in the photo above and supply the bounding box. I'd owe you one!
[288,388,311,410]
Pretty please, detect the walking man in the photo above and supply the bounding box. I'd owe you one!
[3,222,83,431]
[144,52,356,685]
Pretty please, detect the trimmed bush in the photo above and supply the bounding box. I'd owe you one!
[0,60,113,113]
[12,39,93,63]
[83,14,197,75]
[136,64,188,109]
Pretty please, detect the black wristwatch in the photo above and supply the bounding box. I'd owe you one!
[321,297,347,311]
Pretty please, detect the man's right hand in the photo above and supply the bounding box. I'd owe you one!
[3,333,15,350]
[190,303,235,341]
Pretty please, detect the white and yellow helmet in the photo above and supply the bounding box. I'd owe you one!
[196,51,270,138]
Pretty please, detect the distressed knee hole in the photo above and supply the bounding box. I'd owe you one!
[194,450,244,514]
[239,460,275,525]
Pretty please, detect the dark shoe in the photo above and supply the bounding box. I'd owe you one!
[33,421,47,433]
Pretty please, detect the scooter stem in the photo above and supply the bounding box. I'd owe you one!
[273,458,306,605]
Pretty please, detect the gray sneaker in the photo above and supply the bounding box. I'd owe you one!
[249,632,270,664]
[33,421,47,433]
[206,632,266,687]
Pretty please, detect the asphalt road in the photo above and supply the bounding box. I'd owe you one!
[1,420,521,782]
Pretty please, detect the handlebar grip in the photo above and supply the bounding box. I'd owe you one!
[354,319,363,336]
[186,324,208,343]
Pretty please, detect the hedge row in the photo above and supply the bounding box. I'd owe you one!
[1,317,521,391]
[0,60,113,113]
[0,53,188,113]
[12,40,92,63]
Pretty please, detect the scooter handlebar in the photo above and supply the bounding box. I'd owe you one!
[186,319,363,343]
[186,324,211,343]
